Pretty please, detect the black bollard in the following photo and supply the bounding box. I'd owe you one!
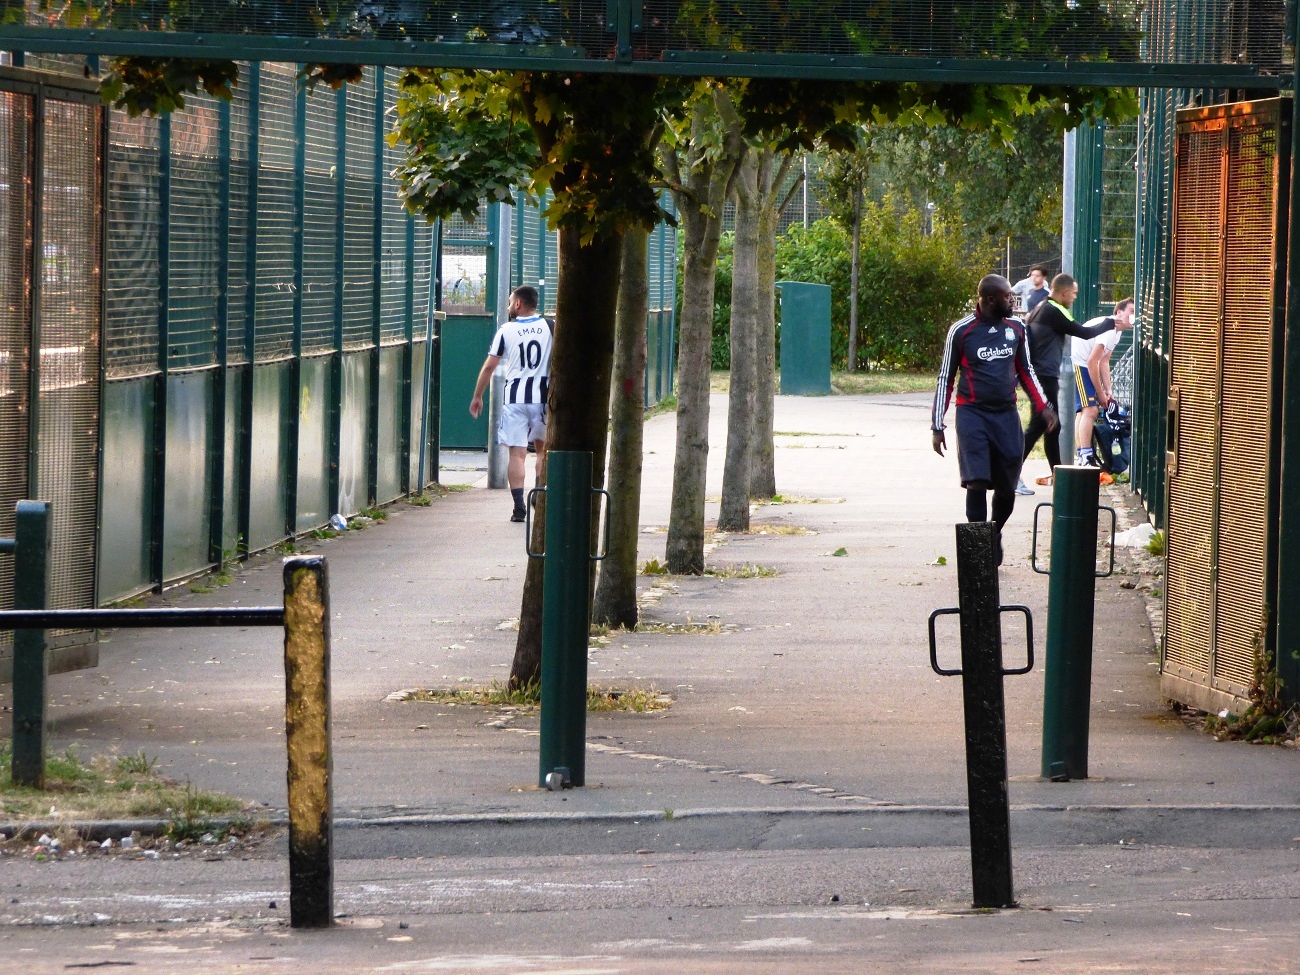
[283,556,333,928]
[929,521,1034,910]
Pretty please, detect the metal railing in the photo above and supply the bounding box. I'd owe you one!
[0,500,335,929]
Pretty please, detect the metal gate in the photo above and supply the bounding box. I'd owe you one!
[1163,98,1289,712]
[0,66,103,681]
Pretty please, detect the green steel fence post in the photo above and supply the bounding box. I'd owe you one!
[209,96,231,562]
[11,500,51,789]
[538,451,593,789]
[366,67,384,507]
[1040,465,1101,781]
[237,63,262,556]
[328,85,346,517]
[286,78,306,536]
[282,555,333,928]
[151,113,171,588]
[401,211,415,494]
[1275,29,1300,698]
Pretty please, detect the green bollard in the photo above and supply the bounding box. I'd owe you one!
[1040,466,1101,781]
[11,500,51,789]
[538,451,593,789]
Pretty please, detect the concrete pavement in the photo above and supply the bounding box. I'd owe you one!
[2,390,1298,971]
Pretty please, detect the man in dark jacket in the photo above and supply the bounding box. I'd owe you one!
[1019,273,1116,490]
[932,274,1058,565]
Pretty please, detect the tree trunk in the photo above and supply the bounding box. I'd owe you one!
[847,178,863,373]
[509,226,622,689]
[664,91,745,575]
[718,153,761,532]
[593,227,650,629]
[751,154,782,500]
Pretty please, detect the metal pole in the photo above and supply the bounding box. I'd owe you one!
[416,218,442,493]
[11,500,51,788]
[952,521,1017,910]
[283,556,333,928]
[538,451,593,788]
[487,371,508,489]
[1273,10,1300,697]
[1040,465,1101,780]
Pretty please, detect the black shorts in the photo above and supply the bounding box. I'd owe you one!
[955,405,1024,493]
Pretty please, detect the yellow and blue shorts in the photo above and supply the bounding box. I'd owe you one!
[1073,365,1100,412]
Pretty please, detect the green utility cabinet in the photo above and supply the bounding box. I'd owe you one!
[777,282,831,396]
[439,314,498,449]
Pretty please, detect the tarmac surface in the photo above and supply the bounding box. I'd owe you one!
[2,391,1298,972]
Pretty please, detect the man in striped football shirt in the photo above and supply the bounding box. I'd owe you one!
[469,286,553,522]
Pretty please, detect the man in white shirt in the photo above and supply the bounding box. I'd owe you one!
[1071,297,1135,477]
[1011,264,1050,315]
[469,286,553,522]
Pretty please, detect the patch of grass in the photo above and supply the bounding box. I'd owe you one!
[641,558,671,575]
[116,751,158,776]
[406,493,433,507]
[831,370,935,396]
[774,430,860,438]
[165,781,241,843]
[0,743,246,821]
[756,494,845,506]
[705,563,778,579]
[828,547,849,557]
[274,539,302,555]
[750,524,815,536]
[710,370,731,393]
[357,505,388,521]
[108,595,147,609]
[637,615,733,635]
[404,680,670,713]
[188,584,215,595]
[310,527,340,540]
[645,393,678,419]
[1145,530,1165,557]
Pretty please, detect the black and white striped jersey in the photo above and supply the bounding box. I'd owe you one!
[489,314,552,405]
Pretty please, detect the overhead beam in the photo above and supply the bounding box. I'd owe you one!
[0,27,1287,90]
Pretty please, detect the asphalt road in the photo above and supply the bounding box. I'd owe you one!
[3,845,1299,973]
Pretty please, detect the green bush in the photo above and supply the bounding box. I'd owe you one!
[775,208,992,372]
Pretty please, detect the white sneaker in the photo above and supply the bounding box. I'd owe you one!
[1014,479,1035,496]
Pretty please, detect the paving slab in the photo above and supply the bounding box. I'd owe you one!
[2,392,1296,829]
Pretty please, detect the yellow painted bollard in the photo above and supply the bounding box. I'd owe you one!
[283,556,333,929]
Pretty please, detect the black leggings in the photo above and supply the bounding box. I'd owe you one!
[1023,375,1062,470]
[966,486,1015,530]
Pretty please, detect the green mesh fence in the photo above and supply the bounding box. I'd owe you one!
[253,62,296,362]
[342,68,377,350]
[2,0,1289,76]
[5,0,1289,68]
[104,112,160,379]
[301,84,339,356]
[101,59,428,378]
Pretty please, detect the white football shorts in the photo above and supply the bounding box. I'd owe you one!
[498,403,547,448]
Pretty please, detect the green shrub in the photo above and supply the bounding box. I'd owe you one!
[775,208,992,372]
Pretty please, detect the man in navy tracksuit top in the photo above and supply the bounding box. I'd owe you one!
[932,275,1059,565]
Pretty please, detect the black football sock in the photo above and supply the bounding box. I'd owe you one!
[965,488,988,523]
[991,490,1015,531]
[511,488,525,510]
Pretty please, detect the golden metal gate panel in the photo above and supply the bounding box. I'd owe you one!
[1165,122,1225,685]
[1215,119,1281,693]
[1164,98,1288,712]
